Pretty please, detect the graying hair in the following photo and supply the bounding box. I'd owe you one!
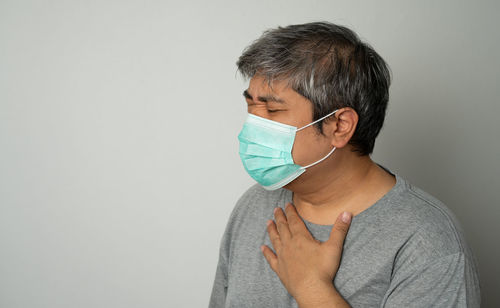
[236,21,392,156]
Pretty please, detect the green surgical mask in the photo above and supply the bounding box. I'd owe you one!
[237,110,338,190]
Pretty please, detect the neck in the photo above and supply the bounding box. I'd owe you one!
[286,148,394,224]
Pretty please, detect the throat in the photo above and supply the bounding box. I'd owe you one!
[291,162,396,226]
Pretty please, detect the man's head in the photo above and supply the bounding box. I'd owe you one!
[237,21,391,157]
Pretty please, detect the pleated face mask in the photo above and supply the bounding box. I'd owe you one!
[237,109,339,190]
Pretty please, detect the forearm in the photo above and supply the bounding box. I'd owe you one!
[296,282,351,308]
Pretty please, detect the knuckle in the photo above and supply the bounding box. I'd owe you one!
[332,241,343,251]
[287,215,298,225]
[276,220,288,229]
[270,234,281,246]
[271,236,280,244]
[335,223,349,234]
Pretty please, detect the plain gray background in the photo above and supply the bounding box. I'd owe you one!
[0,0,498,307]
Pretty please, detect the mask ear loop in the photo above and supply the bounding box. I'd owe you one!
[296,109,339,169]
[296,109,339,131]
[302,146,336,169]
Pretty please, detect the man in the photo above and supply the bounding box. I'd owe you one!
[209,22,481,307]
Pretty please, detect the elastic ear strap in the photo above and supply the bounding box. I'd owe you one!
[297,109,339,131]
[302,146,336,169]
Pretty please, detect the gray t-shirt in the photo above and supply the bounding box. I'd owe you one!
[209,165,481,307]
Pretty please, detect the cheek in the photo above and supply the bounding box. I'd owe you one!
[291,132,318,165]
[291,129,332,166]
[247,105,267,116]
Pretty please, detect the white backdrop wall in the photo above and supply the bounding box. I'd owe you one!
[0,0,498,307]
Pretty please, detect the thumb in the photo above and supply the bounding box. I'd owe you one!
[326,211,352,251]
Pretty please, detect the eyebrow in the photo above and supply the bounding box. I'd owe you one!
[243,89,286,104]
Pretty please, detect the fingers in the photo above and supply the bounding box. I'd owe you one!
[261,245,278,273]
[326,211,352,250]
[283,203,310,237]
[266,219,282,253]
[273,207,292,240]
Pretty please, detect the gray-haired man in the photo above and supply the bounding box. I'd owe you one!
[209,22,481,307]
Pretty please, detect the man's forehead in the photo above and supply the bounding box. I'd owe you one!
[247,76,293,101]
[249,74,289,91]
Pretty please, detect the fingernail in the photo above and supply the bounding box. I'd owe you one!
[266,220,272,227]
[260,245,265,252]
[341,212,352,223]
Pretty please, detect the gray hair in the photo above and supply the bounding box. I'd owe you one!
[236,21,392,156]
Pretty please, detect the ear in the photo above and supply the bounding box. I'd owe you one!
[323,107,358,148]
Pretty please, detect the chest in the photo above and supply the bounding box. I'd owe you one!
[225,225,397,307]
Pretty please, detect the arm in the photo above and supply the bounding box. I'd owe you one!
[209,207,235,308]
[208,253,228,308]
[382,252,480,307]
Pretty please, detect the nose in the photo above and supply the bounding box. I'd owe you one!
[248,110,270,120]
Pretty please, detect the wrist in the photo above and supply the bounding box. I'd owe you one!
[295,281,348,308]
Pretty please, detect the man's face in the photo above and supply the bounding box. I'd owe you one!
[243,74,335,171]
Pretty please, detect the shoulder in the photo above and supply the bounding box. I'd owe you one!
[379,176,481,306]
[387,175,474,266]
[229,183,286,222]
[224,183,286,231]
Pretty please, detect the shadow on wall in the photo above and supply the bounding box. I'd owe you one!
[375,81,495,306]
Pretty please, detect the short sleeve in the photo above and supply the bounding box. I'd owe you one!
[382,252,480,307]
[208,191,245,308]
[208,251,228,308]
[209,215,233,308]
